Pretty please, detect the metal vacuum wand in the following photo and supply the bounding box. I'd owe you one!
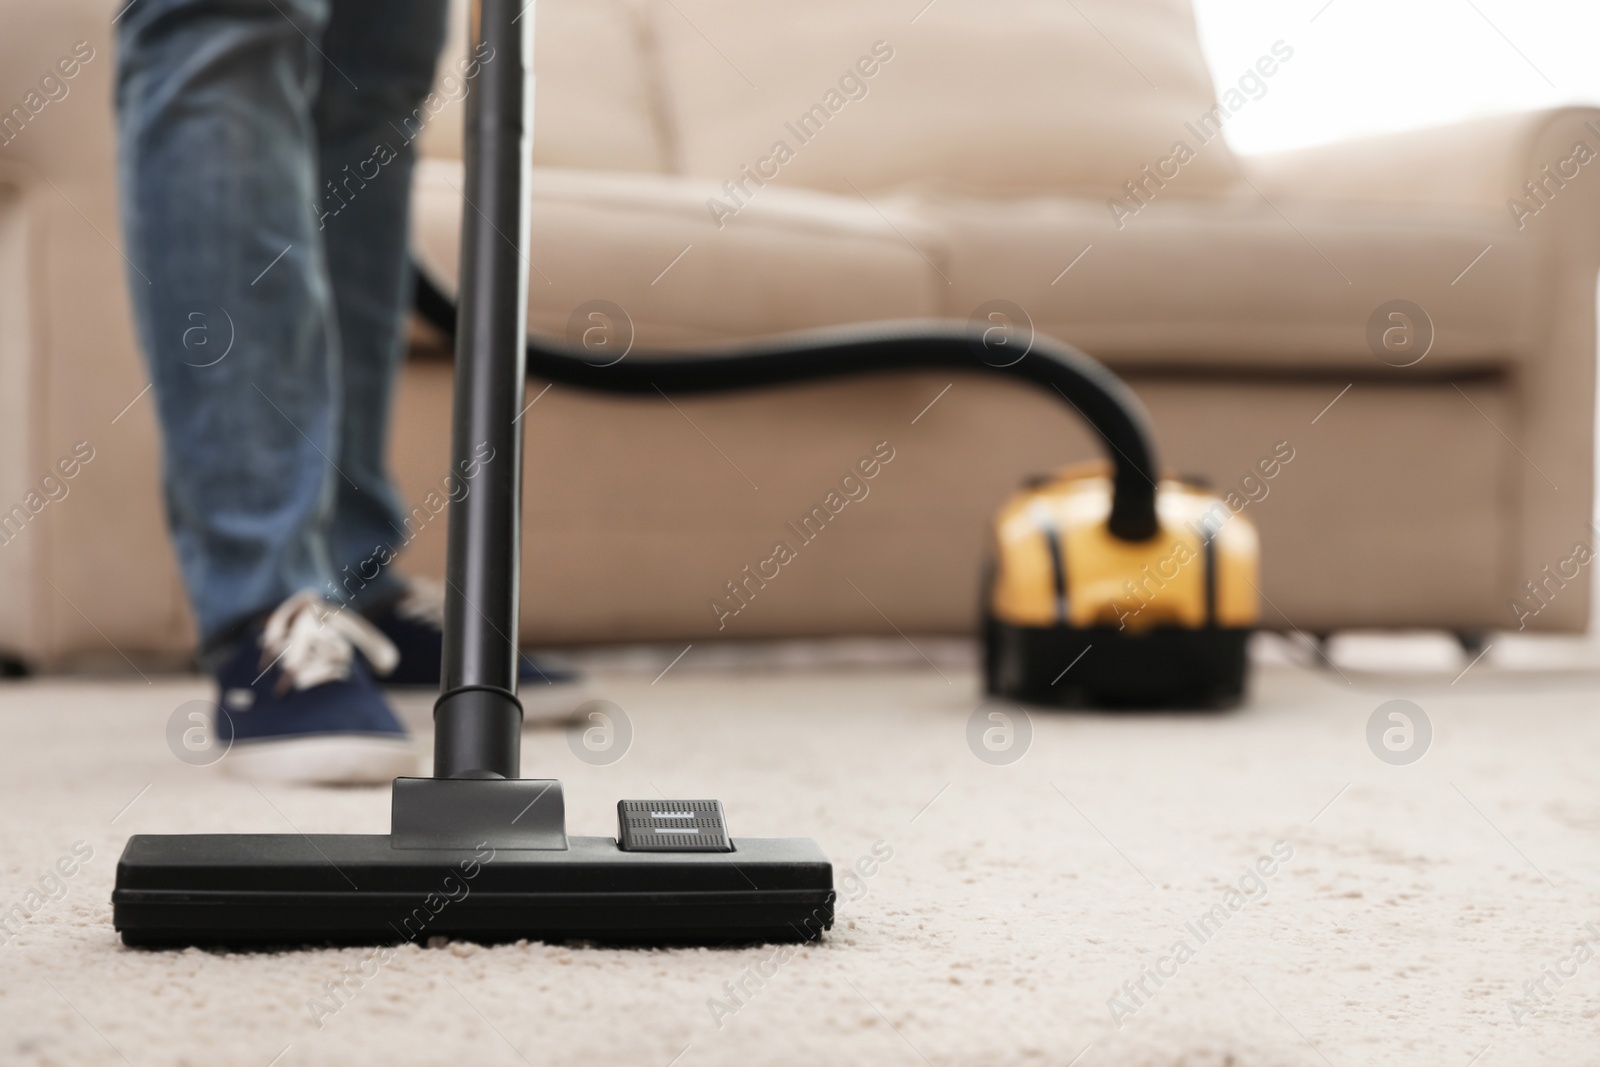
[434,0,534,779]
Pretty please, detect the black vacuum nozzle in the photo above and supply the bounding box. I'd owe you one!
[112,832,834,948]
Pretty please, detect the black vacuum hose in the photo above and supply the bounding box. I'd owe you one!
[411,263,1162,541]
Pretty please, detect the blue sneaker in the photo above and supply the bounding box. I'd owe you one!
[366,579,587,723]
[215,592,417,785]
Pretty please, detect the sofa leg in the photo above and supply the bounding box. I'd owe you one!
[1307,633,1334,670]
[1456,632,1489,660]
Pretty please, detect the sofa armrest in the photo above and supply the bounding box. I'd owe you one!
[1251,109,1600,633]
[1242,107,1600,220]
[0,4,188,666]
[0,0,114,178]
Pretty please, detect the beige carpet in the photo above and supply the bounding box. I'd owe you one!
[1,652,1596,1066]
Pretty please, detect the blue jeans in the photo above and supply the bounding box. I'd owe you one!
[116,0,448,658]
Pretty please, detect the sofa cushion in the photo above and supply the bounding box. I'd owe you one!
[645,0,1243,198]
[416,0,667,172]
[900,191,1535,371]
[411,159,946,346]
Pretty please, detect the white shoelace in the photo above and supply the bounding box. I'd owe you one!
[392,576,446,628]
[260,590,399,691]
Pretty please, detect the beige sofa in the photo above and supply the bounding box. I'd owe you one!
[2,0,1597,667]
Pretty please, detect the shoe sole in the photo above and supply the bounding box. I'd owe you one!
[223,735,418,786]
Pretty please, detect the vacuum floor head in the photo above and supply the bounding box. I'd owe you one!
[113,796,834,948]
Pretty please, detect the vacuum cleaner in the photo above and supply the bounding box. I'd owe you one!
[417,276,1261,709]
[114,0,1259,948]
[112,0,833,948]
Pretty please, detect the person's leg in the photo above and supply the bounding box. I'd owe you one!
[117,0,416,784]
[116,0,340,660]
[313,0,448,612]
